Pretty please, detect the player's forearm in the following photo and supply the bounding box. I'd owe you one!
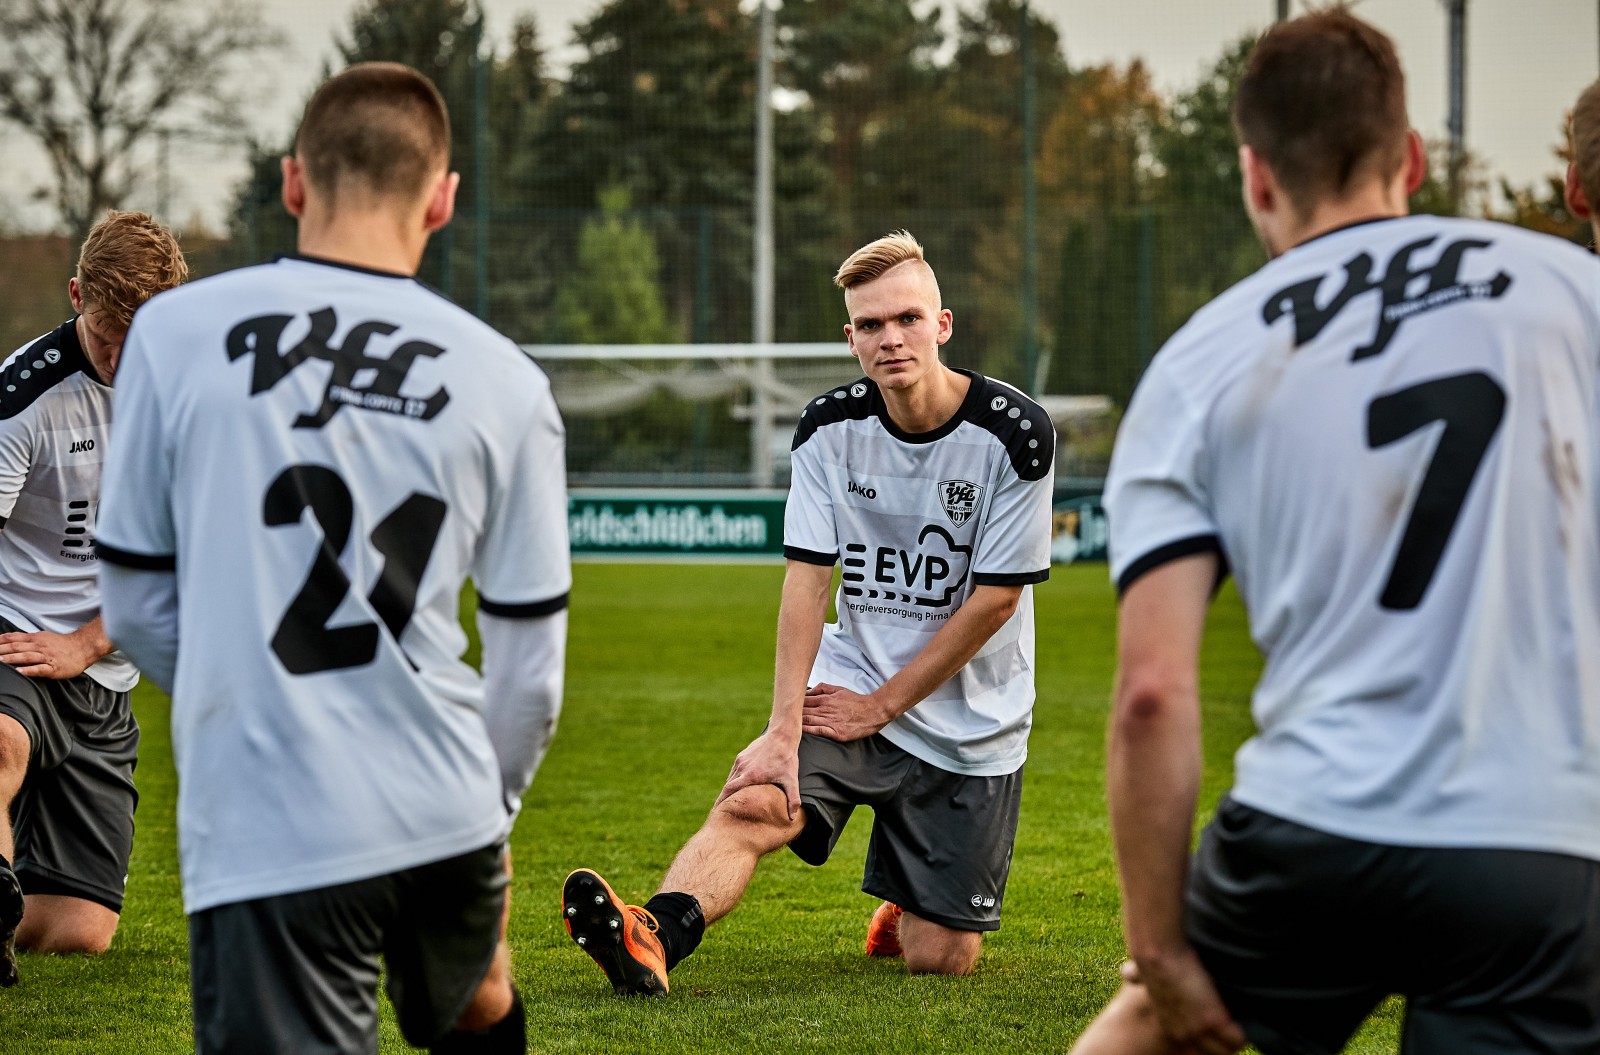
[770,561,832,739]
[479,608,567,816]
[99,564,180,693]
[1107,667,1203,966]
[874,584,1022,718]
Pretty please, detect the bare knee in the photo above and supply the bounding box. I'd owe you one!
[900,913,982,976]
[1069,983,1172,1055]
[0,715,28,791]
[453,942,513,1032]
[16,895,119,955]
[707,786,804,850]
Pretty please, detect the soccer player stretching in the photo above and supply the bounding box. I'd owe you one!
[0,211,185,986]
[1073,11,1600,1055]
[96,64,569,1053]
[563,231,1054,994]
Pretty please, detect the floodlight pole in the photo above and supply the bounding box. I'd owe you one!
[1444,0,1467,212]
[752,0,777,487]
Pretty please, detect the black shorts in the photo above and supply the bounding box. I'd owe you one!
[789,732,1023,932]
[1187,797,1600,1055]
[189,843,508,1054]
[0,651,138,912]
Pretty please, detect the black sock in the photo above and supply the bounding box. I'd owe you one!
[644,891,705,971]
[430,985,524,1054]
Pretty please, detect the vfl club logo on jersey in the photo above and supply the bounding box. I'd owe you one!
[938,479,983,526]
[1263,235,1511,361]
[226,307,451,429]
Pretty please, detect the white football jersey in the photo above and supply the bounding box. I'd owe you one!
[1106,215,1600,861]
[97,255,571,912]
[0,321,136,690]
[785,370,1054,776]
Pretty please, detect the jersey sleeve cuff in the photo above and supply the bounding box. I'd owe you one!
[1115,535,1227,596]
[95,541,177,570]
[783,545,838,566]
[477,592,569,618]
[973,569,1050,586]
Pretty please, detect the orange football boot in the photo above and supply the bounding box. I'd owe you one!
[864,901,904,958]
[562,869,669,996]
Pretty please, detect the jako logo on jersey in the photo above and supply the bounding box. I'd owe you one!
[847,480,877,500]
[840,524,972,608]
[938,479,984,526]
[1263,235,1512,361]
[68,438,94,453]
[226,307,451,430]
[969,893,996,908]
[44,349,60,364]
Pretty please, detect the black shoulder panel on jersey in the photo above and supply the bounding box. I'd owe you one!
[790,377,876,451]
[964,375,1055,481]
[0,320,91,421]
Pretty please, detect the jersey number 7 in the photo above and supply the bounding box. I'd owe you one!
[1365,371,1505,611]
[264,464,447,675]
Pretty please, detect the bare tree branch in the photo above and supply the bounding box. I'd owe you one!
[0,0,282,237]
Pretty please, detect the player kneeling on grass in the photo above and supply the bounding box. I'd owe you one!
[95,63,571,1053]
[0,211,185,987]
[1071,10,1600,1055]
[562,231,1055,995]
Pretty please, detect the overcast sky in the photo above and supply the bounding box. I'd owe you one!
[6,0,1593,232]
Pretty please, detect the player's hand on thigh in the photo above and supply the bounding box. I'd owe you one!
[1130,948,1246,1055]
[716,730,802,820]
[802,683,892,743]
[0,630,96,680]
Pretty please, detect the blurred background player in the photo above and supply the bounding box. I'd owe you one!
[561,231,1054,994]
[1564,78,1600,247]
[95,63,569,1053]
[0,210,185,986]
[1073,10,1600,1055]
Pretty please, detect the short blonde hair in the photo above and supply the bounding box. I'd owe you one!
[76,210,187,332]
[1571,80,1600,213]
[833,230,928,289]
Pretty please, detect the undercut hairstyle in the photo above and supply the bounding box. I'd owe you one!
[834,231,930,290]
[1570,80,1600,215]
[294,62,451,201]
[1233,8,1409,210]
[76,210,187,332]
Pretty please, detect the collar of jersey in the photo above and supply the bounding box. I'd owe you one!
[874,367,984,444]
[277,252,417,281]
[1284,214,1412,256]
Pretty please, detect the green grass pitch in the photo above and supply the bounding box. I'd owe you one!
[2,563,1402,1052]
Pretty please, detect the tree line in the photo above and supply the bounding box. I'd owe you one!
[0,0,1583,410]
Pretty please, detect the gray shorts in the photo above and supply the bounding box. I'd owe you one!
[1187,797,1600,1055]
[189,843,508,1054]
[0,651,138,912]
[789,732,1023,932]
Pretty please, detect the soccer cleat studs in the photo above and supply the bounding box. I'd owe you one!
[562,868,670,996]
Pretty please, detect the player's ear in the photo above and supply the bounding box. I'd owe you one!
[1403,129,1427,196]
[422,170,460,234]
[281,156,307,218]
[1565,161,1592,220]
[1240,145,1274,216]
[843,324,860,359]
[68,276,83,314]
[935,308,953,346]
